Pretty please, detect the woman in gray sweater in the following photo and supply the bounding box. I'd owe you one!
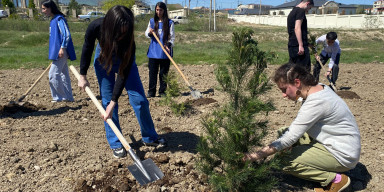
[243,63,360,192]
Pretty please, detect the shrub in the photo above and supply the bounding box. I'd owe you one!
[196,27,279,191]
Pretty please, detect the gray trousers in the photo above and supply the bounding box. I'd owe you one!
[49,49,74,101]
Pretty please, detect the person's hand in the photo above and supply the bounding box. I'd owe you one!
[164,44,170,53]
[149,28,154,34]
[103,101,116,121]
[58,48,64,58]
[315,55,320,61]
[325,69,331,77]
[298,45,304,55]
[78,75,90,92]
[242,151,263,162]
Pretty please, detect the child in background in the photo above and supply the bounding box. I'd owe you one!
[313,32,341,86]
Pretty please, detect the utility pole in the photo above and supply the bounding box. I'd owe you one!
[213,0,216,32]
[209,0,212,32]
[259,0,261,23]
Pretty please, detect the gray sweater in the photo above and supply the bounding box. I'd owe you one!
[271,85,361,169]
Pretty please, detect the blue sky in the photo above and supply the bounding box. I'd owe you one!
[148,0,377,9]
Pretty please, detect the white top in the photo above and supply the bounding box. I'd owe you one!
[145,20,175,47]
[271,85,361,169]
[316,34,341,69]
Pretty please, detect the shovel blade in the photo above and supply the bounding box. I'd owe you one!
[128,158,164,185]
[188,86,202,99]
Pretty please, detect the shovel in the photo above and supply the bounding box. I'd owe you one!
[151,33,202,99]
[11,63,52,104]
[314,54,338,91]
[69,65,164,185]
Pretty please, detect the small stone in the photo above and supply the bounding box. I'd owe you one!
[34,166,41,171]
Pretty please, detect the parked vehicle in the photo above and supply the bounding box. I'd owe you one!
[0,10,8,19]
[172,16,188,24]
[77,11,105,22]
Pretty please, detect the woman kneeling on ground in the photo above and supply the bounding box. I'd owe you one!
[243,62,361,192]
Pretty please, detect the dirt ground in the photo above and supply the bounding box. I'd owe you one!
[0,62,383,192]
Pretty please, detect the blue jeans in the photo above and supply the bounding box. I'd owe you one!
[94,44,159,149]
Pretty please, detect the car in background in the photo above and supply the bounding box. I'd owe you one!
[77,11,105,22]
[172,16,188,24]
[0,10,8,19]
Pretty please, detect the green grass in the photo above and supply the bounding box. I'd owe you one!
[1,19,383,70]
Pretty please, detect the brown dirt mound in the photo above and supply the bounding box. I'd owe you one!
[337,90,361,99]
[0,102,42,114]
[185,98,217,107]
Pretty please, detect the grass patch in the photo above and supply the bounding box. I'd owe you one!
[1,19,383,70]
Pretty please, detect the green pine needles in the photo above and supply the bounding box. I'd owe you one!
[196,27,279,191]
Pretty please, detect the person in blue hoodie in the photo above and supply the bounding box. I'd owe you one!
[145,2,175,97]
[42,0,76,102]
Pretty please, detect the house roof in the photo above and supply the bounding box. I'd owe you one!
[271,0,357,9]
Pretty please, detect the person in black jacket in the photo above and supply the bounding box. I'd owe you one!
[78,6,166,159]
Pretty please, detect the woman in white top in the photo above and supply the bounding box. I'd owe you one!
[243,62,360,192]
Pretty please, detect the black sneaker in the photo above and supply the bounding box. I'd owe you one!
[142,138,167,147]
[112,147,127,158]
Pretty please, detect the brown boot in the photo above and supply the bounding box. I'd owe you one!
[315,174,351,192]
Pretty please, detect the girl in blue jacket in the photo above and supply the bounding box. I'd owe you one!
[145,2,175,97]
[42,0,76,102]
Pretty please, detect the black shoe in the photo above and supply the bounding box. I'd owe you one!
[146,93,155,98]
[159,92,166,97]
[112,147,127,158]
[142,138,167,147]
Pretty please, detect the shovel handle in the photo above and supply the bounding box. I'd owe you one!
[151,33,192,87]
[18,63,52,102]
[314,54,338,91]
[69,65,132,150]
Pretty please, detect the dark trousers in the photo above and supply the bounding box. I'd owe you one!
[288,46,311,72]
[313,53,340,85]
[148,58,170,96]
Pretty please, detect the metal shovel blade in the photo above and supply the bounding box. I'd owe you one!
[188,86,202,99]
[128,158,164,185]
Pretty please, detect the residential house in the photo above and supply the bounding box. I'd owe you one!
[373,0,384,14]
[270,0,357,15]
[132,1,151,16]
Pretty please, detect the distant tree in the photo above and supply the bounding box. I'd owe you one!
[28,0,36,9]
[1,0,16,13]
[101,0,135,11]
[356,5,366,14]
[68,0,81,16]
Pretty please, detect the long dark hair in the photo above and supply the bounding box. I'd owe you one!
[273,62,318,86]
[99,5,135,76]
[153,2,170,44]
[42,0,64,16]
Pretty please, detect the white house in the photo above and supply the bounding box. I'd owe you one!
[269,0,357,15]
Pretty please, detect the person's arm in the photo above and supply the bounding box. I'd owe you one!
[328,40,340,70]
[295,19,304,55]
[103,59,134,121]
[168,21,175,47]
[145,21,153,38]
[78,19,101,91]
[57,18,70,58]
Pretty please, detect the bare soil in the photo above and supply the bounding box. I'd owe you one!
[0,63,383,192]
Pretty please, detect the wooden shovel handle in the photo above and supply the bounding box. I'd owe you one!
[314,54,337,91]
[18,63,52,102]
[151,33,192,87]
[69,65,131,150]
